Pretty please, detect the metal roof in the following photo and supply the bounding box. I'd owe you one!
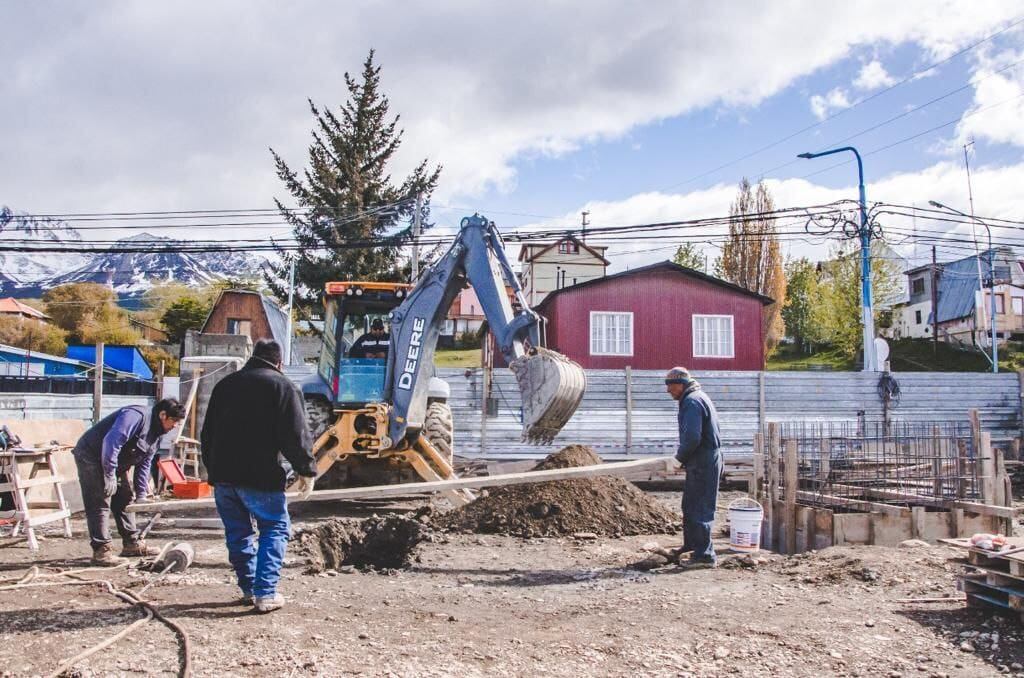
[930,249,1013,324]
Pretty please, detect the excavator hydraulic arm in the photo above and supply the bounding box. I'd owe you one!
[385,214,586,447]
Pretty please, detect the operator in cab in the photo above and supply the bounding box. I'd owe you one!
[349,318,390,359]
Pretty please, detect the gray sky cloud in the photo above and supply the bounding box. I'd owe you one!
[2,0,1022,224]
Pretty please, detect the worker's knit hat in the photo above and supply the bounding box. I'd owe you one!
[665,366,691,384]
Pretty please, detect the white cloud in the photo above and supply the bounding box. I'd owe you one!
[809,88,853,120]
[0,1,1022,214]
[956,48,1024,146]
[854,60,898,90]
[519,160,1024,273]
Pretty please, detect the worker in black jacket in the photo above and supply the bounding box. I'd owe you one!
[201,339,317,613]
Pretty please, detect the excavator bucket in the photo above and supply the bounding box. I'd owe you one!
[510,347,587,443]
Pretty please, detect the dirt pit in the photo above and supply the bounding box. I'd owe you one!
[439,445,682,538]
[294,513,430,571]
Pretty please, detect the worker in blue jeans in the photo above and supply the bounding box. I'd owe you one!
[201,339,317,613]
[665,366,723,568]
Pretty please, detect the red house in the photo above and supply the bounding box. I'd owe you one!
[536,261,772,370]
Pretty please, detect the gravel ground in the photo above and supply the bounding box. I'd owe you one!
[1,491,1023,677]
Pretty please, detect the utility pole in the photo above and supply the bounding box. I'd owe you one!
[284,257,296,366]
[581,211,589,243]
[798,146,876,371]
[411,192,423,283]
[929,200,997,373]
[931,246,939,355]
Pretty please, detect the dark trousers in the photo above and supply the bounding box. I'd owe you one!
[682,449,723,562]
[73,453,138,549]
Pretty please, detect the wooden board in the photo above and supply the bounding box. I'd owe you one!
[128,455,678,513]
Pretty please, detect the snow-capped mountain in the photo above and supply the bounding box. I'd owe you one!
[0,208,267,300]
[0,207,91,285]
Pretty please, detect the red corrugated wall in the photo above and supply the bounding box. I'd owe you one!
[540,269,766,370]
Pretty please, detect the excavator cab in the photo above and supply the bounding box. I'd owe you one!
[317,281,410,407]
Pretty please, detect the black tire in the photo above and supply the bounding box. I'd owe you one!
[304,395,334,441]
[423,401,454,465]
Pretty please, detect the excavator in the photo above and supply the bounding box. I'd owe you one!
[292,214,587,503]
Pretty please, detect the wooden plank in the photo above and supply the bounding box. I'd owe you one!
[127,455,677,513]
[825,482,1019,518]
[980,431,996,506]
[795,491,908,517]
[766,423,779,551]
[784,439,798,555]
[749,432,763,498]
[912,506,926,539]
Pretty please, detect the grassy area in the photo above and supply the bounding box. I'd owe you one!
[434,348,482,368]
[768,338,1016,372]
[767,344,854,371]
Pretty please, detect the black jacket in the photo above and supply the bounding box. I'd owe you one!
[201,358,316,491]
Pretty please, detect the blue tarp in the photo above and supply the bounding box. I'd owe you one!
[66,345,154,380]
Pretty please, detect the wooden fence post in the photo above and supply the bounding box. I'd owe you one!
[784,439,798,555]
[92,342,104,424]
[979,431,995,506]
[624,366,633,454]
[766,423,780,552]
[750,432,763,498]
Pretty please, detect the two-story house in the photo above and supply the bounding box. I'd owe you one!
[519,236,609,307]
[893,247,1024,347]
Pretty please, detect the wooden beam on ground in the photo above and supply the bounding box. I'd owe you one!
[128,456,678,513]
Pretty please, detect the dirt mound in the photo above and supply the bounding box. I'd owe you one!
[294,514,430,571]
[439,446,681,538]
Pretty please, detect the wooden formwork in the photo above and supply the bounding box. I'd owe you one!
[753,413,1019,555]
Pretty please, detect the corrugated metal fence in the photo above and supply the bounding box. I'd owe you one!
[441,368,1022,462]
[0,393,156,421]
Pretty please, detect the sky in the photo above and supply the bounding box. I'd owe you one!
[5,1,1024,274]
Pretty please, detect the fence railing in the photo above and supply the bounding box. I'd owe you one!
[440,368,1023,462]
[0,376,156,396]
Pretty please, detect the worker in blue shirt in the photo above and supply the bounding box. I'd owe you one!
[666,367,723,568]
[72,399,186,565]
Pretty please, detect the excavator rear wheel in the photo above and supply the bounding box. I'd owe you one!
[423,401,454,466]
[304,395,334,441]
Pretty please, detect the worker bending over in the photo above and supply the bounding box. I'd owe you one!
[665,367,723,568]
[73,398,186,565]
[201,339,317,613]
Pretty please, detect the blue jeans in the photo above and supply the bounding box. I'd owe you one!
[214,484,291,598]
[682,449,723,563]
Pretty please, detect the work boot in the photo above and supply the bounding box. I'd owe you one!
[92,544,128,566]
[120,540,156,558]
[254,593,285,613]
[678,556,718,570]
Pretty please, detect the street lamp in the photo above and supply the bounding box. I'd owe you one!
[928,200,998,373]
[797,146,876,372]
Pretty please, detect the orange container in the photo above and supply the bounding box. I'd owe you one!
[172,481,212,499]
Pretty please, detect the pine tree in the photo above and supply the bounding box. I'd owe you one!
[672,242,706,271]
[719,178,787,353]
[267,51,441,310]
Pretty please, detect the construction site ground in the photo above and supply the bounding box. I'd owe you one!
[3,491,1024,678]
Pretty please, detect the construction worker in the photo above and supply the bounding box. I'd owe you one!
[665,366,723,568]
[349,318,390,359]
[201,339,317,613]
[72,398,186,565]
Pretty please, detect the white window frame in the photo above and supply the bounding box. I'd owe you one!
[692,314,735,359]
[589,311,633,356]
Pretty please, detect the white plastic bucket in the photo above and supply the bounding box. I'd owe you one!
[728,498,764,553]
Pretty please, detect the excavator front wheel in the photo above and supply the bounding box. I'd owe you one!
[423,401,454,466]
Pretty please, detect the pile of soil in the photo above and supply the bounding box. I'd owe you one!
[439,445,681,538]
[294,514,430,571]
